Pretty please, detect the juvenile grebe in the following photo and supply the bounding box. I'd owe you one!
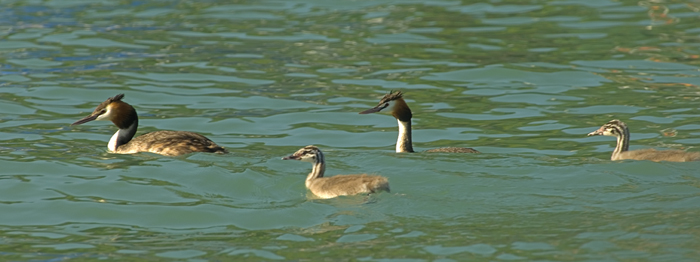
[359,90,480,153]
[71,94,228,156]
[282,145,390,199]
[587,119,699,162]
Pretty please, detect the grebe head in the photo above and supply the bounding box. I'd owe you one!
[588,119,627,137]
[358,90,412,122]
[282,145,323,163]
[72,94,137,129]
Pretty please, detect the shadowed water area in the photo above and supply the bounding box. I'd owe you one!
[2,0,700,261]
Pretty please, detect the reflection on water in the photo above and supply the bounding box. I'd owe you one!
[2,0,700,260]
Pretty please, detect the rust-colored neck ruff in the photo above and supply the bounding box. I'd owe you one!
[108,101,139,150]
[391,98,414,152]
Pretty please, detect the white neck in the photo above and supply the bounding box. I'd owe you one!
[107,121,138,152]
[396,119,414,153]
[108,130,120,152]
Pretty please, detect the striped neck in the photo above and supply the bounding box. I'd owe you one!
[306,150,325,187]
[611,124,630,160]
[396,119,414,153]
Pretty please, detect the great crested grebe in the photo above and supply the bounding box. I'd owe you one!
[359,90,480,153]
[71,94,228,156]
[282,145,390,199]
[587,119,700,162]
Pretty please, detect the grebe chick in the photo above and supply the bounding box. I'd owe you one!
[359,90,480,153]
[587,119,700,162]
[282,145,390,199]
[71,94,227,156]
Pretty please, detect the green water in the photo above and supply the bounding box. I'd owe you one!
[2,0,700,261]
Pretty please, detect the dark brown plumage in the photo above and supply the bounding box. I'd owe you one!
[72,94,227,156]
[359,90,480,154]
[117,131,227,156]
[424,147,481,153]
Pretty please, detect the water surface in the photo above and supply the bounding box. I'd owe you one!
[2,0,700,261]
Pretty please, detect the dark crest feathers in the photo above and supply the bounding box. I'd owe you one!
[93,94,126,113]
[379,90,403,104]
[110,94,125,102]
